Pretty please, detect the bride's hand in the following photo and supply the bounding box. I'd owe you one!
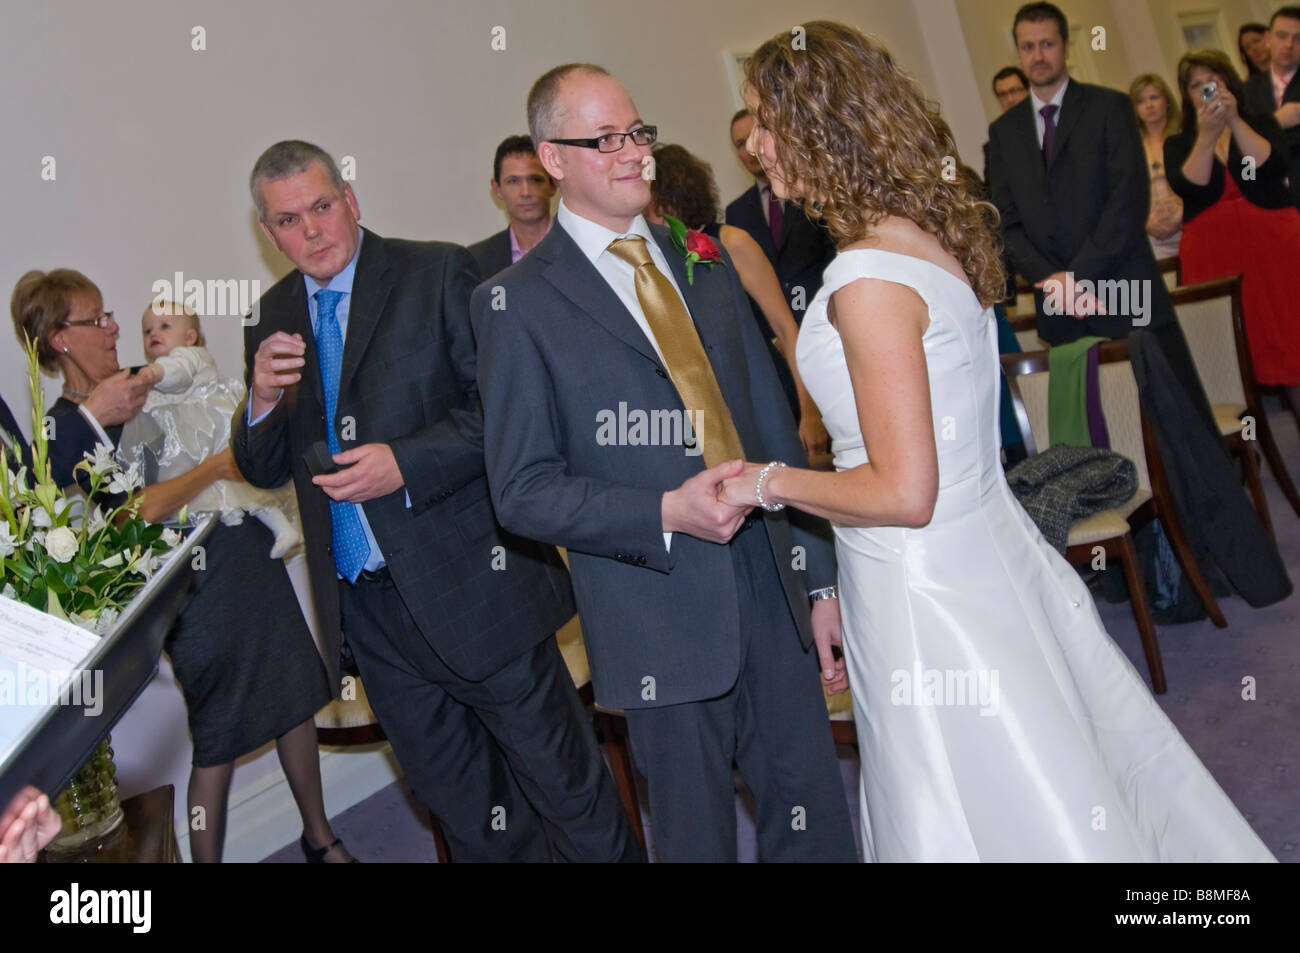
[718,462,766,508]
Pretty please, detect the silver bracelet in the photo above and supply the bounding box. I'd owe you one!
[809,586,838,603]
[755,460,787,512]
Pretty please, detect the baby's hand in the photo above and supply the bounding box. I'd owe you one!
[137,364,162,387]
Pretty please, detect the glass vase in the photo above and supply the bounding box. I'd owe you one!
[46,735,125,852]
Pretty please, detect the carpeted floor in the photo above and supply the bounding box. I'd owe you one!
[264,402,1300,863]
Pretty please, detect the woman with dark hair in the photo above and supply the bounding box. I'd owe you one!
[1129,73,1183,260]
[11,270,350,863]
[1164,49,1300,429]
[645,143,827,457]
[1238,22,1271,78]
[725,20,1273,862]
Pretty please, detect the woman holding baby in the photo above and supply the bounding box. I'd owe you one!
[10,268,353,863]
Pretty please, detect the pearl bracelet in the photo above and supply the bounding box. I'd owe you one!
[755,460,787,512]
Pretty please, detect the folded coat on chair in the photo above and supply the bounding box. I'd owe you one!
[1007,444,1138,553]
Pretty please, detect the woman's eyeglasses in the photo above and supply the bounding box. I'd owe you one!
[61,311,114,329]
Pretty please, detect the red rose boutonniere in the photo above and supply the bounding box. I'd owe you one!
[664,215,725,285]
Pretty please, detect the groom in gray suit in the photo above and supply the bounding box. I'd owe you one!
[472,65,856,861]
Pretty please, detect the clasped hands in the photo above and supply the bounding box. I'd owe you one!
[661,459,848,694]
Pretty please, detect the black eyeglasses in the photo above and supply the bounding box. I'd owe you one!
[547,125,657,153]
[62,311,114,329]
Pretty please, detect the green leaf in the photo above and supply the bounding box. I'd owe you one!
[663,214,688,253]
[43,564,69,595]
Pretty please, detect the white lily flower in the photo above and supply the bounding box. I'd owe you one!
[125,547,154,579]
[1,582,16,600]
[100,552,125,569]
[161,527,183,549]
[31,506,52,528]
[107,462,143,496]
[87,505,108,535]
[25,530,45,552]
[83,443,117,477]
[0,523,15,559]
[93,606,119,635]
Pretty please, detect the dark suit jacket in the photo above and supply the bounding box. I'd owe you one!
[466,228,512,280]
[231,229,575,692]
[987,80,1177,343]
[725,184,836,324]
[1244,68,1300,207]
[471,221,835,711]
[0,394,32,472]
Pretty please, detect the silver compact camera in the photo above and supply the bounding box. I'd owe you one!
[1201,81,1219,102]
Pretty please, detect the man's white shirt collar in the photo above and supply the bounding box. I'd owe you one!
[1031,76,1069,116]
[556,199,658,263]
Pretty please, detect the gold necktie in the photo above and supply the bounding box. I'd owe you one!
[606,236,745,466]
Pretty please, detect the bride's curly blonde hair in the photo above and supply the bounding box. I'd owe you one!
[743,21,1006,308]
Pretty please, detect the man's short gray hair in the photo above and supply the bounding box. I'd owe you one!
[249,140,346,220]
[526,63,612,148]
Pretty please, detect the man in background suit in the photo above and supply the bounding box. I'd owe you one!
[466,135,556,279]
[724,109,836,322]
[473,65,856,862]
[231,140,639,862]
[988,2,1180,345]
[1244,7,1300,208]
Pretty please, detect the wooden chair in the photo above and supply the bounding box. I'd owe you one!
[1169,276,1279,536]
[1170,276,1300,523]
[1157,255,1181,289]
[1001,340,1229,694]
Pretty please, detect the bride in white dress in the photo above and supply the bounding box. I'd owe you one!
[723,20,1275,862]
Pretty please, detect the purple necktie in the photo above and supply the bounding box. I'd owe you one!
[1040,104,1059,166]
[767,190,785,249]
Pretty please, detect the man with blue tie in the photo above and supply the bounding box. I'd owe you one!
[230,140,640,862]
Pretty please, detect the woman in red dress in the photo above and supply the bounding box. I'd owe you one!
[1165,49,1300,429]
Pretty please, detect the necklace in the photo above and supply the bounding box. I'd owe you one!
[62,387,90,401]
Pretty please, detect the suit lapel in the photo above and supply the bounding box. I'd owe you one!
[538,226,663,368]
[337,228,394,403]
[1010,98,1046,191]
[1048,80,1086,170]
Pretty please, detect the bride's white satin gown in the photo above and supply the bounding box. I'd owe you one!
[797,249,1274,862]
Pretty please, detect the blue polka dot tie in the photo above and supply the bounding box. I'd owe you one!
[315,289,368,582]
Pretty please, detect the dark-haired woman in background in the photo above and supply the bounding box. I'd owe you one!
[1165,50,1300,430]
[645,143,829,458]
[1238,22,1271,78]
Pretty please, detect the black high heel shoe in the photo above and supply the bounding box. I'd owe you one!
[300,834,360,863]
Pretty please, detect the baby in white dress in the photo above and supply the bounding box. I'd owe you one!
[119,302,301,559]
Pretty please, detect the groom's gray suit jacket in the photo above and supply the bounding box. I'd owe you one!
[472,221,835,710]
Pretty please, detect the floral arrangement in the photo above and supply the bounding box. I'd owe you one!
[0,337,182,636]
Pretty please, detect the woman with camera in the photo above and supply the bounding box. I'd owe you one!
[1165,50,1300,424]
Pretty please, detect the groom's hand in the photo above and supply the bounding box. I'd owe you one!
[662,459,752,543]
[811,598,849,695]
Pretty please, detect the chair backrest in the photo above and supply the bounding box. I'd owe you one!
[1007,313,1045,353]
[1170,276,1248,409]
[1157,255,1181,289]
[1001,340,1151,493]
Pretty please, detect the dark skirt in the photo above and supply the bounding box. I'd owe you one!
[164,518,331,766]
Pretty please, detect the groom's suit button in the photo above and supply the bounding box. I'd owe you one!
[654,367,668,378]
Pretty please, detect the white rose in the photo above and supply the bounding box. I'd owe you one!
[44,526,79,563]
